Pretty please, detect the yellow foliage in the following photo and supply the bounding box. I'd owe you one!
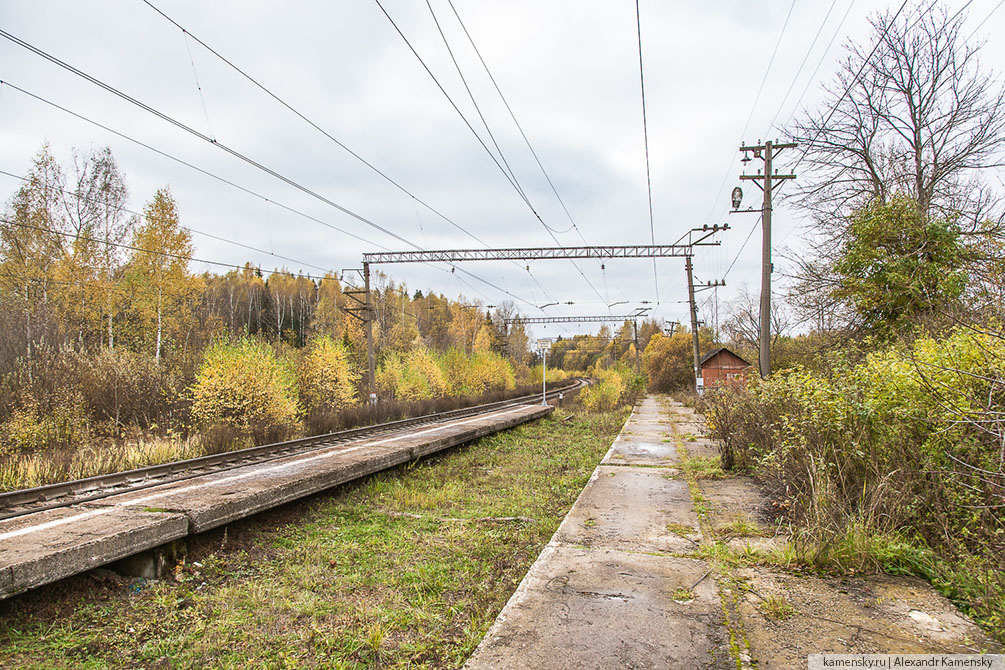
[581,369,627,412]
[299,336,359,414]
[191,339,300,437]
[377,348,449,401]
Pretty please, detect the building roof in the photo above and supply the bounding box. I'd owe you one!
[699,347,751,367]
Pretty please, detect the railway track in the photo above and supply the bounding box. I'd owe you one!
[0,379,584,522]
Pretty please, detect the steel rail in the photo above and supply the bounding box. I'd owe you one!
[0,379,584,521]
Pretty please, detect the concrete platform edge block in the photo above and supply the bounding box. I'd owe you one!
[9,510,189,595]
[0,566,13,599]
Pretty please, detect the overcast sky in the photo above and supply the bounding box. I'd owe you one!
[2,0,1003,339]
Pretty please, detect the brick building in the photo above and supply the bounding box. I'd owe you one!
[699,348,751,387]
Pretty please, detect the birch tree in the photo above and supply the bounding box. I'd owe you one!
[127,188,197,363]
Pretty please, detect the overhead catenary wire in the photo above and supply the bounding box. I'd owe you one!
[138,0,508,255]
[441,0,631,303]
[443,0,579,235]
[0,81,384,250]
[144,0,617,316]
[371,0,609,306]
[634,0,660,306]
[138,0,576,317]
[0,60,537,313]
[424,0,530,211]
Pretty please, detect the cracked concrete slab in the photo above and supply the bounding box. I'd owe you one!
[466,545,731,670]
[554,465,698,554]
[733,568,1003,664]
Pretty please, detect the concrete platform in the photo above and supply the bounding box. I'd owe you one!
[468,545,728,669]
[466,396,733,670]
[554,466,697,554]
[0,403,550,599]
[0,506,188,598]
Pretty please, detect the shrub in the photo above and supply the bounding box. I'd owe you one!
[466,350,516,395]
[191,338,300,444]
[0,398,88,456]
[703,328,1005,636]
[376,348,449,401]
[75,347,189,432]
[642,330,711,392]
[525,363,571,386]
[300,336,359,414]
[581,369,627,412]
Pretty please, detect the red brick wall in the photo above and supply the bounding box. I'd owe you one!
[700,350,750,386]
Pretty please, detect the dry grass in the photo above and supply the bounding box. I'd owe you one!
[0,381,580,493]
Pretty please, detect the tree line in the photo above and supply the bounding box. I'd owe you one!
[0,143,533,382]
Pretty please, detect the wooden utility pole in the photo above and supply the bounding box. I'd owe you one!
[363,261,376,402]
[632,319,641,374]
[685,255,702,393]
[739,140,796,378]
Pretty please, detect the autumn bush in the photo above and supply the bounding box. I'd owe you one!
[579,366,643,412]
[642,329,712,392]
[191,338,301,445]
[76,347,190,433]
[299,336,359,433]
[525,363,572,386]
[703,328,1005,632]
[376,348,449,401]
[441,349,515,396]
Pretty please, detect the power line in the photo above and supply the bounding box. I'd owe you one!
[703,0,797,226]
[424,0,528,209]
[0,79,535,313]
[789,0,912,172]
[371,0,609,305]
[444,0,578,235]
[780,0,858,130]
[1,217,337,281]
[0,169,335,276]
[722,215,762,280]
[634,0,659,306]
[0,81,386,251]
[134,4,578,313]
[141,0,579,328]
[442,0,631,303]
[0,28,429,253]
[138,0,502,254]
[968,0,1004,38]
[768,0,840,133]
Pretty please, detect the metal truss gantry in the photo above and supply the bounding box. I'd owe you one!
[504,313,647,325]
[361,225,727,265]
[353,225,728,395]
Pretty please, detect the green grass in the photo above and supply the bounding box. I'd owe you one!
[759,594,796,621]
[716,516,766,539]
[682,455,726,480]
[0,407,630,669]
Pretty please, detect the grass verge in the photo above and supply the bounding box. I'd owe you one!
[0,406,628,670]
